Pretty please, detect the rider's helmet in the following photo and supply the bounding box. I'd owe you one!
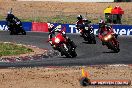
[6,11,14,21]
[48,24,55,32]
[77,15,83,20]
[99,19,105,28]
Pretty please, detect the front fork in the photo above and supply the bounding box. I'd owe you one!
[111,37,119,47]
[63,44,69,51]
[103,38,119,49]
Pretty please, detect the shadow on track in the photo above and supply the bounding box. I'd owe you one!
[102,50,119,53]
[82,42,96,44]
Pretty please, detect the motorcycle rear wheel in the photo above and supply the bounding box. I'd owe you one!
[10,30,17,35]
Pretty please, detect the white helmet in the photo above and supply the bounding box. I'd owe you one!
[48,24,54,29]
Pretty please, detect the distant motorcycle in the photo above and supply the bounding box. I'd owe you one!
[6,11,26,35]
[78,26,96,44]
[7,21,26,35]
[48,30,77,58]
[99,31,120,53]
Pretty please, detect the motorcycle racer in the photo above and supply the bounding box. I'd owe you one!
[48,24,77,50]
[6,10,22,30]
[98,19,118,39]
[76,15,91,36]
[6,9,26,35]
[98,19,118,46]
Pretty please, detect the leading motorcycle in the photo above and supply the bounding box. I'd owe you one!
[48,30,77,58]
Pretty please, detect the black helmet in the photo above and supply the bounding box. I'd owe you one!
[6,11,14,21]
[77,15,83,20]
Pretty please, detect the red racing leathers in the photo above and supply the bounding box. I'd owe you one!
[98,25,114,39]
[98,25,119,46]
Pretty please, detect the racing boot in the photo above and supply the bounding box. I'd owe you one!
[61,52,64,56]
[112,33,118,39]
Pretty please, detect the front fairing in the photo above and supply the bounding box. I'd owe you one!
[51,33,66,46]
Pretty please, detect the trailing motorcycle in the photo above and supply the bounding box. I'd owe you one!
[79,26,96,44]
[6,10,26,35]
[7,21,26,35]
[48,31,77,58]
[99,31,120,53]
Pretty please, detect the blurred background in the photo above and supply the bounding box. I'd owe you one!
[0,0,132,24]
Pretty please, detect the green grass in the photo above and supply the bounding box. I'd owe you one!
[0,43,33,56]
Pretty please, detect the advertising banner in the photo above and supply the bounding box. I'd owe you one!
[0,21,131,35]
[52,23,79,33]
[22,22,32,31]
[32,22,48,32]
[0,21,8,31]
[52,23,132,35]
[112,25,132,35]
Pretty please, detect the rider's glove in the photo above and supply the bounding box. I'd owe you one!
[16,21,20,25]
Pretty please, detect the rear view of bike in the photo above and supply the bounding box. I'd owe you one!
[81,26,96,44]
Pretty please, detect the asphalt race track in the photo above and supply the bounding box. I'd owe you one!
[0,31,132,67]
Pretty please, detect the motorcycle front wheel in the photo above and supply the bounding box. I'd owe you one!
[21,29,26,35]
[107,41,120,53]
[70,50,77,58]
[90,33,96,44]
[60,45,72,58]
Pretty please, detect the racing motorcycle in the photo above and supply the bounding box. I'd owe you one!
[99,31,120,53]
[79,26,96,44]
[48,31,77,58]
[7,22,26,35]
[6,12,26,35]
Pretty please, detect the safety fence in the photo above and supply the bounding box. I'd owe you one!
[0,21,132,35]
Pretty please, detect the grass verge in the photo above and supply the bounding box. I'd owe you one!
[0,42,33,57]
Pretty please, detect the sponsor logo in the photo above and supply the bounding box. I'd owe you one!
[68,24,132,35]
[69,25,79,33]
[90,80,130,85]
[80,68,131,86]
[113,29,132,35]
[0,25,8,30]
